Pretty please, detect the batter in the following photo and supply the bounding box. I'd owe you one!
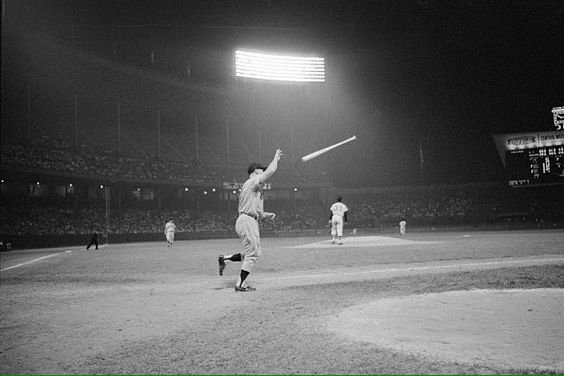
[218,149,283,292]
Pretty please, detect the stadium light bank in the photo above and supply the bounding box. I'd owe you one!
[235,49,325,83]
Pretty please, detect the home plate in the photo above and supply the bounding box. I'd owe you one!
[290,236,440,248]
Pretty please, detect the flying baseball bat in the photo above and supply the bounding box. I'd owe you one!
[301,135,357,162]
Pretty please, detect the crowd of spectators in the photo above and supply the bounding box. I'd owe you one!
[0,191,484,238]
[0,206,326,236]
[347,189,474,227]
[3,135,561,240]
[1,134,322,185]
[2,189,560,241]
[2,136,203,182]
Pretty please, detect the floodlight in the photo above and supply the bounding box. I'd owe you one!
[235,49,325,83]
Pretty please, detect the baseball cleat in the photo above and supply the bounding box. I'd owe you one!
[234,286,256,292]
[218,255,226,276]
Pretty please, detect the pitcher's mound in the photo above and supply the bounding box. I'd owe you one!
[329,288,564,371]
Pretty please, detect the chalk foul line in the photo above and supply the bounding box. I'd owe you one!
[1,254,60,271]
[262,256,564,281]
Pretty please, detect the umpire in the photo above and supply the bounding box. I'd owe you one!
[86,232,98,250]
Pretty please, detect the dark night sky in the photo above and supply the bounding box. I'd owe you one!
[2,0,563,187]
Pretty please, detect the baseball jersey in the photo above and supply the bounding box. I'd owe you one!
[165,222,176,233]
[330,202,348,217]
[238,175,264,218]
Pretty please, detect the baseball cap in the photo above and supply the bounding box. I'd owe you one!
[247,162,267,175]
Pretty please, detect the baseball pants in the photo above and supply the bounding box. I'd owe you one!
[235,213,261,273]
[331,215,344,237]
[166,231,175,244]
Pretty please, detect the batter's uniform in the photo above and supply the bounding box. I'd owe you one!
[399,220,406,236]
[236,174,264,273]
[330,201,348,239]
[164,221,176,246]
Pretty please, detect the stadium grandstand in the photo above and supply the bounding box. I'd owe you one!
[1,1,563,250]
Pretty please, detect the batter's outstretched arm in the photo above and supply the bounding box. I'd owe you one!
[260,211,276,220]
[259,149,283,183]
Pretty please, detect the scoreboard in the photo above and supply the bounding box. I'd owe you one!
[505,146,564,186]
[493,131,564,187]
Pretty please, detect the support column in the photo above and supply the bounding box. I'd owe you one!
[194,113,199,162]
[226,118,230,168]
[117,101,121,155]
[74,93,79,152]
[104,185,110,245]
[257,119,262,162]
[27,81,32,148]
[156,106,161,163]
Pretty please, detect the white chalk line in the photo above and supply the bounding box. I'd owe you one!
[261,256,564,281]
[0,245,107,272]
[1,254,61,271]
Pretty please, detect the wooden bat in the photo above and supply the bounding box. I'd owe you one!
[301,135,357,162]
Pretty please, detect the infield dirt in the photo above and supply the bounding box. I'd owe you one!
[1,230,563,374]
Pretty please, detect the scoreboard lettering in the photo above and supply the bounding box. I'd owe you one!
[505,146,564,186]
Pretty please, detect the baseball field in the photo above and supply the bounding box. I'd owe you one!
[1,229,563,374]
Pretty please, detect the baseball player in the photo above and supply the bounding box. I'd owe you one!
[218,149,283,292]
[329,196,348,245]
[164,220,176,247]
[86,232,98,250]
[399,219,407,236]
